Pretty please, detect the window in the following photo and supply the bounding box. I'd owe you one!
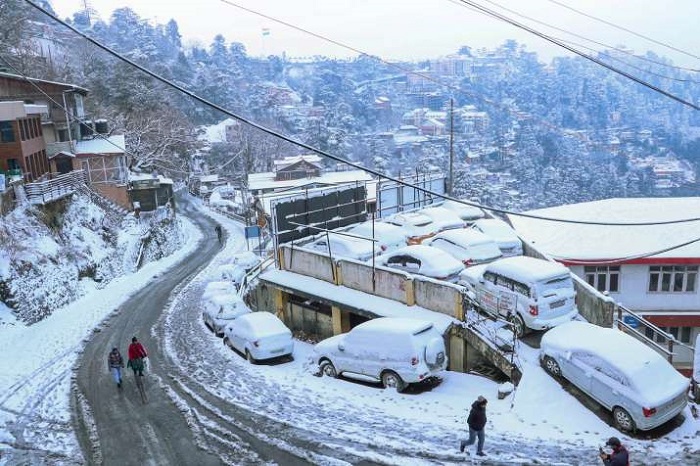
[584,265,620,293]
[0,122,15,143]
[648,266,698,292]
[646,326,693,344]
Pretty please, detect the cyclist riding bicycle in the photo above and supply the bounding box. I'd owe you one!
[127,336,148,377]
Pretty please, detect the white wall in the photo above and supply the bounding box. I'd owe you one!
[570,264,700,311]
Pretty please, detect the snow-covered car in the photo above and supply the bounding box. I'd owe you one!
[313,317,447,392]
[230,251,262,272]
[384,211,439,244]
[540,321,689,432]
[202,293,251,337]
[439,199,485,223]
[470,218,523,257]
[374,245,464,282]
[425,229,502,267]
[216,263,246,288]
[343,221,408,254]
[458,256,578,337]
[203,280,237,300]
[305,232,376,261]
[223,312,294,363]
[418,206,466,232]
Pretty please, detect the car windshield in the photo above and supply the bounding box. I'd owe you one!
[535,275,573,295]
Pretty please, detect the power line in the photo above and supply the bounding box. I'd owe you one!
[544,0,700,62]
[23,0,700,227]
[452,0,700,110]
[468,0,700,79]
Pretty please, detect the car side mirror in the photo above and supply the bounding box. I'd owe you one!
[564,351,572,360]
[338,343,345,351]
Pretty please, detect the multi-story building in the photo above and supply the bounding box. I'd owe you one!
[0,101,49,181]
[508,198,700,368]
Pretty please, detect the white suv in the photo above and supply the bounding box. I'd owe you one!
[313,317,447,392]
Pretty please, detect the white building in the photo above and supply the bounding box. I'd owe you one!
[508,198,700,369]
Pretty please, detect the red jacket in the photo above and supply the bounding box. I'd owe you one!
[128,342,147,360]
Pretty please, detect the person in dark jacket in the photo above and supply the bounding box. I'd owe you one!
[107,347,124,388]
[127,337,148,376]
[459,395,488,456]
[599,436,630,466]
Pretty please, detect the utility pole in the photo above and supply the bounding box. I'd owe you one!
[448,97,454,196]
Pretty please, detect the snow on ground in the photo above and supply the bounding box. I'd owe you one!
[0,215,202,460]
[1,202,699,464]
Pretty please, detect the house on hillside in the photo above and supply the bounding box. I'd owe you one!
[0,101,49,182]
[508,198,700,370]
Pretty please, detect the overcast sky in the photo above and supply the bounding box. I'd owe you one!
[48,0,699,67]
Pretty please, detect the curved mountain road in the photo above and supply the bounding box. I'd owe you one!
[72,197,314,465]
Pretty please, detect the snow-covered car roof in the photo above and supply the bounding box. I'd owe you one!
[308,232,377,259]
[484,256,569,282]
[472,218,519,240]
[208,293,244,306]
[541,321,688,398]
[203,280,237,299]
[385,211,434,228]
[346,221,409,243]
[236,312,291,337]
[353,317,434,336]
[375,245,464,278]
[418,206,465,230]
[439,199,485,221]
[426,228,496,247]
[231,251,261,270]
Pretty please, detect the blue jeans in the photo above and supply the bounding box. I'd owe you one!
[464,427,485,454]
[110,366,122,384]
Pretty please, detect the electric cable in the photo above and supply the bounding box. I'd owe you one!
[463,0,700,81]
[452,0,700,110]
[23,0,700,227]
[544,0,700,62]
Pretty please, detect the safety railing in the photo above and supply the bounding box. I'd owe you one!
[24,170,87,205]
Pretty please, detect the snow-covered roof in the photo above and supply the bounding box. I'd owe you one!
[129,172,173,185]
[472,218,519,242]
[273,154,322,170]
[199,118,238,144]
[507,198,700,262]
[74,135,125,155]
[418,206,465,229]
[0,71,89,94]
[353,317,434,335]
[259,269,457,333]
[237,312,290,338]
[248,170,373,192]
[485,256,569,282]
[428,228,494,246]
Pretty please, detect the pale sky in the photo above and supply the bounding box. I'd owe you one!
[48,0,700,67]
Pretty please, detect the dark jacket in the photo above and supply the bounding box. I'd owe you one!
[603,445,629,466]
[107,350,124,369]
[467,400,487,431]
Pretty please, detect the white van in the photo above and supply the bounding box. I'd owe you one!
[458,256,578,337]
[313,317,447,392]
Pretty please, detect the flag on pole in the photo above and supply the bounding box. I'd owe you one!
[262,28,270,36]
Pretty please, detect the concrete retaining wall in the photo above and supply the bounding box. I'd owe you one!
[338,260,412,304]
[279,245,336,283]
[414,277,462,317]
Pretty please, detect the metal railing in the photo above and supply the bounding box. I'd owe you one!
[24,170,87,205]
[616,305,695,365]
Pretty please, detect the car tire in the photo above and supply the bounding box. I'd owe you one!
[613,407,636,433]
[245,349,256,364]
[542,356,561,378]
[320,360,337,378]
[381,371,406,392]
[509,313,526,339]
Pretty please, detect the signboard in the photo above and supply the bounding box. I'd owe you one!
[623,315,640,328]
[245,225,261,239]
[376,172,446,218]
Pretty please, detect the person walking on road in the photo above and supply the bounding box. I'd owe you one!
[599,436,630,466]
[127,337,148,377]
[214,224,223,245]
[460,395,488,457]
[107,347,124,388]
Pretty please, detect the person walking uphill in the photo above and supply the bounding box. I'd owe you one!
[460,395,488,456]
[599,436,630,466]
[107,347,124,388]
[127,337,148,376]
